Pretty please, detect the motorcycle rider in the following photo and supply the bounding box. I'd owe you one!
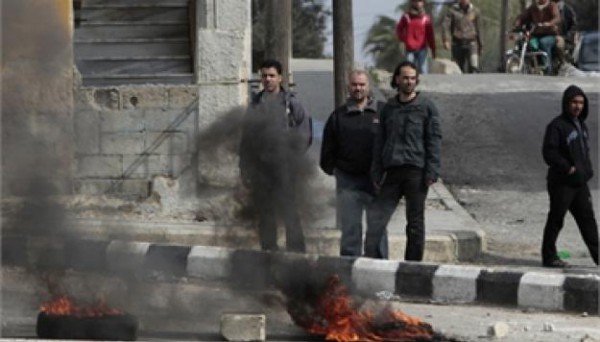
[513,0,560,75]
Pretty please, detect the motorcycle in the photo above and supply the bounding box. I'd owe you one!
[504,24,550,75]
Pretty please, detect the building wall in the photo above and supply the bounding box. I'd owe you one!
[1,0,75,196]
[73,0,252,198]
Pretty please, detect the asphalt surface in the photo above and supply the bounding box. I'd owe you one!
[2,267,599,342]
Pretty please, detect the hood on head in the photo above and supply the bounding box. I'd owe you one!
[562,84,589,121]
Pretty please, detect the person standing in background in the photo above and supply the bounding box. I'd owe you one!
[396,0,436,74]
[442,0,483,73]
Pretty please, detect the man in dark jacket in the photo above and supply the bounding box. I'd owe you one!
[365,61,441,261]
[320,70,387,257]
[551,0,578,63]
[239,59,312,253]
[541,85,599,267]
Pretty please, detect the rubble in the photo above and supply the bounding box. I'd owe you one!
[487,322,510,338]
[220,313,266,342]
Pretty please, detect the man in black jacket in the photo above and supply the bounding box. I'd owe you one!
[366,61,441,261]
[541,85,598,267]
[320,70,387,257]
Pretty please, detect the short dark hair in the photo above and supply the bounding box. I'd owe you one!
[390,60,419,89]
[260,59,283,75]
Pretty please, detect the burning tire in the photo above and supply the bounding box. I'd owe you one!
[36,312,138,341]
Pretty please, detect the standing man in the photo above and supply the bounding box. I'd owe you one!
[365,61,441,261]
[541,85,599,268]
[513,0,560,75]
[239,59,312,253]
[442,0,483,73]
[320,70,388,258]
[551,0,578,64]
[396,0,436,74]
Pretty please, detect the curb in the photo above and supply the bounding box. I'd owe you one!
[5,217,483,263]
[2,238,598,315]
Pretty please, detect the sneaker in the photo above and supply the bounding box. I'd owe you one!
[543,259,570,268]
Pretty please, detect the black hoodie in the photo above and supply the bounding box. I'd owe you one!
[542,85,593,187]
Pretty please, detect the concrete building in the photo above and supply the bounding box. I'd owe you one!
[2,0,252,199]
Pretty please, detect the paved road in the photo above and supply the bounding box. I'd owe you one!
[2,266,599,342]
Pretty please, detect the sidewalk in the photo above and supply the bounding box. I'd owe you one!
[3,176,598,315]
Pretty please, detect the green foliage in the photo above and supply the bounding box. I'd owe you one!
[362,15,403,72]
[252,0,331,71]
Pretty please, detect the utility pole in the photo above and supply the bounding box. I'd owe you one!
[265,0,292,87]
[332,0,354,107]
[499,0,509,71]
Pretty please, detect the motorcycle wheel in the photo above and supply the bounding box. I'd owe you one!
[505,55,522,74]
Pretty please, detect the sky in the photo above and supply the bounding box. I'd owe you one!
[324,0,404,67]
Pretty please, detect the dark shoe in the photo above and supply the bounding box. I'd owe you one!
[543,259,570,268]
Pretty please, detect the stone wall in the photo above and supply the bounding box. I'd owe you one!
[73,0,251,198]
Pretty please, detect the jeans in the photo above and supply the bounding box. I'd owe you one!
[538,35,556,74]
[451,39,479,73]
[365,166,428,261]
[406,48,429,74]
[542,182,599,265]
[336,170,388,258]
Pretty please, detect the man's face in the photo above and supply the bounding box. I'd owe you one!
[260,67,282,93]
[348,73,369,102]
[411,0,424,10]
[569,95,585,118]
[397,66,418,96]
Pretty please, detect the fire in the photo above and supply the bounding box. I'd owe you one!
[40,296,124,318]
[292,275,435,342]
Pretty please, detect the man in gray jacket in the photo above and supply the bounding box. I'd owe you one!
[365,61,441,261]
[239,59,312,253]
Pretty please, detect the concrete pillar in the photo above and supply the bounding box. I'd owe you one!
[1,0,75,196]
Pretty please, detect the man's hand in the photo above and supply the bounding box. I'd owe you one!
[568,166,576,175]
[443,41,451,50]
[425,177,437,187]
[373,181,381,194]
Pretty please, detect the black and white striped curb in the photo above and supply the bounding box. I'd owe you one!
[2,236,598,314]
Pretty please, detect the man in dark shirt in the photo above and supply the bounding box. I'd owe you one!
[320,70,387,257]
[541,85,598,267]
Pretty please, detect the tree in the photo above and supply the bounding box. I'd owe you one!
[362,15,403,72]
[252,0,331,71]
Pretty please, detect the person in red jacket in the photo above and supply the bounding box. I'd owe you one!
[396,0,436,74]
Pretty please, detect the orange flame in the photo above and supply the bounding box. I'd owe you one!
[294,275,434,342]
[40,296,124,318]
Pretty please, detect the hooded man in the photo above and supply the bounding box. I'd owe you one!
[541,85,599,267]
